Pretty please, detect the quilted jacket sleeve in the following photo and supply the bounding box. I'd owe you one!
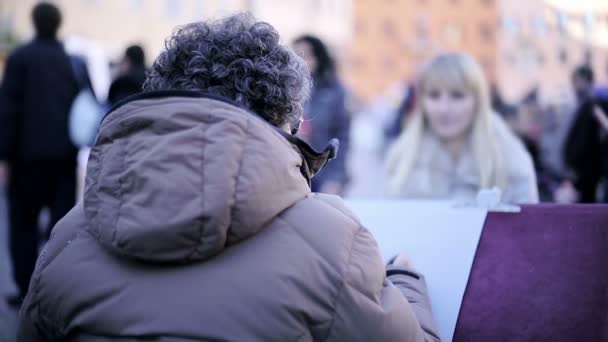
[325,226,440,342]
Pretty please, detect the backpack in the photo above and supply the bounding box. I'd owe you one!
[68,55,104,148]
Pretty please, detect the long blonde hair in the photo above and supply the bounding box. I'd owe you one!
[385,53,505,196]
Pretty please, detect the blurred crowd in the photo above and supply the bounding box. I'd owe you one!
[0,2,607,341]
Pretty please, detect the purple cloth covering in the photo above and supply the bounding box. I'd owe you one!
[454,205,608,342]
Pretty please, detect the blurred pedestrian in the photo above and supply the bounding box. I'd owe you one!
[490,83,516,118]
[385,82,417,141]
[516,89,543,160]
[385,53,538,204]
[594,106,608,202]
[0,2,79,306]
[538,90,577,198]
[509,89,563,201]
[107,44,146,106]
[18,14,439,341]
[293,35,351,195]
[561,65,608,203]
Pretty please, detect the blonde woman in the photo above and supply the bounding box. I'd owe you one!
[386,53,539,204]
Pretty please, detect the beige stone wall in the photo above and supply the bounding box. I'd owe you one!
[252,0,352,47]
[1,0,352,64]
[3,0,606,105]
[2,0,250,63]
[345,0,499,102]
[0,0,353,94]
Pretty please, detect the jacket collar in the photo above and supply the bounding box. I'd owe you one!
[103,90,339,185]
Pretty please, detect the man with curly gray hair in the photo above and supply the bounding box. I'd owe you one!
[18,14,439,341]
[144,14,311,132]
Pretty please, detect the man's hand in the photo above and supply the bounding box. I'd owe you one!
[554,181,579,204]
[392,253,416,271]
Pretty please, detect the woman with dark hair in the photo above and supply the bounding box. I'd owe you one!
[107,44,147,106]
[17,14,438,341]
[293,35,351,195]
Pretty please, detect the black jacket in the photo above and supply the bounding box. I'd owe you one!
[563,98,608,202]
[107,68,146,106]
[0,37,79,161]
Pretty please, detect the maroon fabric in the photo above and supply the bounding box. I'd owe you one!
[454,205,608,342]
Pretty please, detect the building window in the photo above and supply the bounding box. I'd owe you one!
[533,15,547,36]
[355,19,367,35]
[350,56,365,69]
[128,0,143,14]
[502,16,519,35]
[480,56,494,76]
[504,52,516,66]
[415,15,430,38]
[444,22,464,45]
[166,0,180,18]
[537,53,545,66]
[559,48,568,65]
[583,12,595,33]
[383,20,397,38]
[557,11,568,34]
[383,56,397,72]
[479,22,494,42]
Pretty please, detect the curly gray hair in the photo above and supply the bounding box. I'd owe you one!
[144,13,311,128]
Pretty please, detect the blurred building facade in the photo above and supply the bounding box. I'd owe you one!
[498,0,608,103]
[345,0,499,103]
[1,0,607,105]
[346,0,608,104]
[2,0,251,62]
[1,0,253,95]
[0,0,351,98]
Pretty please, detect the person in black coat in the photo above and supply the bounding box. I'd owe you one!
[593,106,608,202]
[107,45,147,106]
[562,65,607,203]
[0,2,79,304]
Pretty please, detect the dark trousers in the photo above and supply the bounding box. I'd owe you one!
[8,159,76,298]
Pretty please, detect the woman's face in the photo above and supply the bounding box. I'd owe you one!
[293,41,318,75]
[422,81,476,141]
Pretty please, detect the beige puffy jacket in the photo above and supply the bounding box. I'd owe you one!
[19,92,440,341]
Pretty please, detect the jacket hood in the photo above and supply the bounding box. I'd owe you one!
[83,91,313,263]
